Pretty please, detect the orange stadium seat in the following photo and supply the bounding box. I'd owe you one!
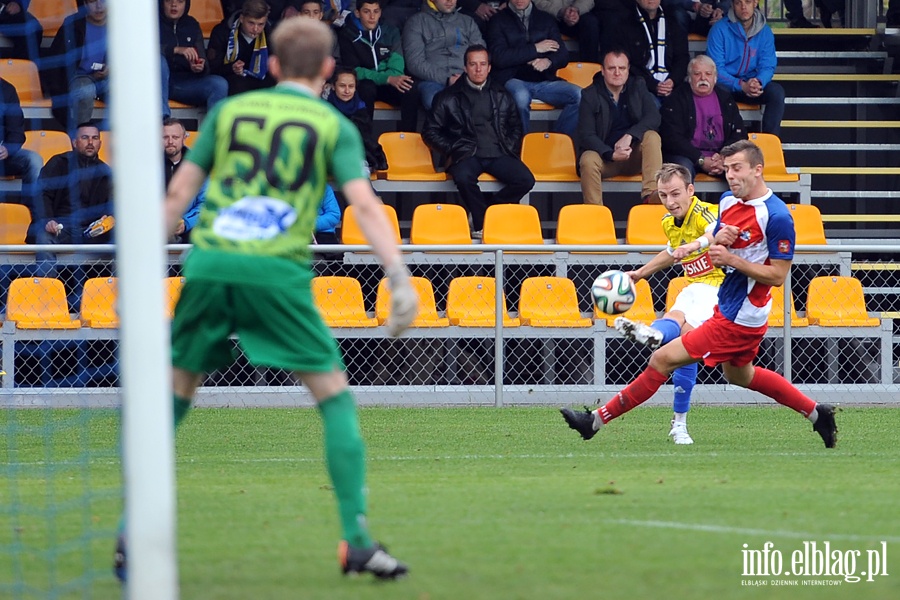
[6,277,81,329]
[557,62,603,88]
[340,204,401,245]
[22,130,72,164]
[446,276,520,327]
[80,277,119,329]
[312,276,378,327]
[664,277,690,313]
[768,285,808,327]
[806,276,880,327]
[521,132,579,182]
[0,203,32,245]
[2,59,50,107]
[482,204,544,249]
[555,204,618,248]
[378,132,446,181]
[28,0,78,38]
[192,0,225,36]
[786,203,827,246]
[748,133,798,182]
[519,277,592,327]
[625,204,669,246]
[410,203,472,246]
[375,277,449,327]
[164,276,185,319]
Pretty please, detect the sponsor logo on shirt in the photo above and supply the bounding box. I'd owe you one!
[778,239,792,254]
[212,197,297,241]
[682,252,714,277]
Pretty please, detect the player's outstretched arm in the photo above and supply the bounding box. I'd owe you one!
[165,161,206,237]
[342,179,418,337]
[631,248,677,281]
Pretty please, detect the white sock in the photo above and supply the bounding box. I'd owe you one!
[591,410,604,431]
[673,412,687,424]
[808,407,819,423]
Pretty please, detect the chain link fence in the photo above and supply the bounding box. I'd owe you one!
[1,243,899,405]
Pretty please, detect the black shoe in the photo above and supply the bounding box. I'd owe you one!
[113,535,126,583]
[339,541,408,580]
[789,16,819,28]
[560,407,598,440]
[812,404,838,448]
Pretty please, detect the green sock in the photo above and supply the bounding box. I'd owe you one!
[317,390,372,548]
[174,395,192,430]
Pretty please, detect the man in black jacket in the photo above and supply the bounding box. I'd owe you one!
[613,0,689,106]
[160,0,228,117]
[577,48,662,205]
[207,0,276,96]
[486,0,581,137]
[29,122,113,245]
[1,78,43,210]
[423,45,534,236]
[661,54,744,179]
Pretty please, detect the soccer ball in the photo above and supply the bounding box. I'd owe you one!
[592,270,637,315]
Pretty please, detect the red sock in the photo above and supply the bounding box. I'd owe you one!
[598,366,669,423]
[748,367,817,417]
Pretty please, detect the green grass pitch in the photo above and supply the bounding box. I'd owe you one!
[2,405,899,599]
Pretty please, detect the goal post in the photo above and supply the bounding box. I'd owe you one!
[109,0,178,597]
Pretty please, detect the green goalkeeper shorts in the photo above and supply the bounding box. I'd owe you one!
[171,276,345,375]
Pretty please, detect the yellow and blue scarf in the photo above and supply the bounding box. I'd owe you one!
[226,19,268,80]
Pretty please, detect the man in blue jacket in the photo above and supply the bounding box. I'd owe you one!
[706,0,784,136]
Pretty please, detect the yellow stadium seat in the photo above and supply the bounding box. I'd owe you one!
[29,0,78,37]
[164,276,185,319]
[748,133,798,182]
[557,62,603,88]
[375,277,449,327]
[482,204,545,249]
[625,204,669,246]
[312,276,378,327]
[664,277,690,313]
[22,130,71,165]
[340,203,401,245]
[0,203,31,245]
[446,276,520,327]
[519,277,592,327]
[6,277,81,329]
[768,285,808,327]
[555,204,618,247]
[521,132,579,182]
[192,0,225,36]
[2,59,49,106]
[806,276,880,327]
[81,277,119,328]
[378,132,447,181]
[786,203,826,246]
[410,203,472,245]
[597,278,655,327]
[98,131,112,165]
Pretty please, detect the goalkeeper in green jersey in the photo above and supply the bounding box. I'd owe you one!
[116,16,417,583]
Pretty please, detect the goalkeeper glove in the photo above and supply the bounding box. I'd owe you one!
[384,260,418,338]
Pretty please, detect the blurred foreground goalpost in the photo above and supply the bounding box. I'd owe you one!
[110,0,178,598]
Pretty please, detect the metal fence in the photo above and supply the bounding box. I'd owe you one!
[1,243,899,407]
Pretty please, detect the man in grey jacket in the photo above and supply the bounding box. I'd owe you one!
[533,0,600,63]
[402,0,484,109]
[577,48,662,206]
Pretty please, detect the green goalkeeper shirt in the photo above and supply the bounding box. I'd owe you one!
[185,81,366,285]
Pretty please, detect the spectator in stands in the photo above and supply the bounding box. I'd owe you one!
[660,54,744,179]
[315,184,341,245]
[326,67,388,171]
[0,0,43,62]
[457,0,504,35]
[612,0,689,107]
[889,0,900,28]
[338,0,420,131]
[207,0,277,96]
[706,0,784,136]
[29,122,113,244]
[783,0,816,28]
[422,45,534,237]
[289,0,324,18]
[576,48,662,205]
[0,77,43,211]
[380,0,420,29]
[533,0,601,63]
[43,0,109,132]
[402,0,484,110]
[221,0,292,24]
[486,0,582,138]
[162,117,205,243]
[814,0,843,28]
[159,0,228,118]
[686,0,729,36]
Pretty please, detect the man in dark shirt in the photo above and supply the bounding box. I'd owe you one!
[576,48,662,206]
[30,122,113,244]
[1,77,43,210]
[422,45,534,236]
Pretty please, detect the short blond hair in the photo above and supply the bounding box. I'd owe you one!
[271,16,333,80]
[656,163,692,187]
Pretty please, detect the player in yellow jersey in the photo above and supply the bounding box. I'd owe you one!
[614,163,725,444]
